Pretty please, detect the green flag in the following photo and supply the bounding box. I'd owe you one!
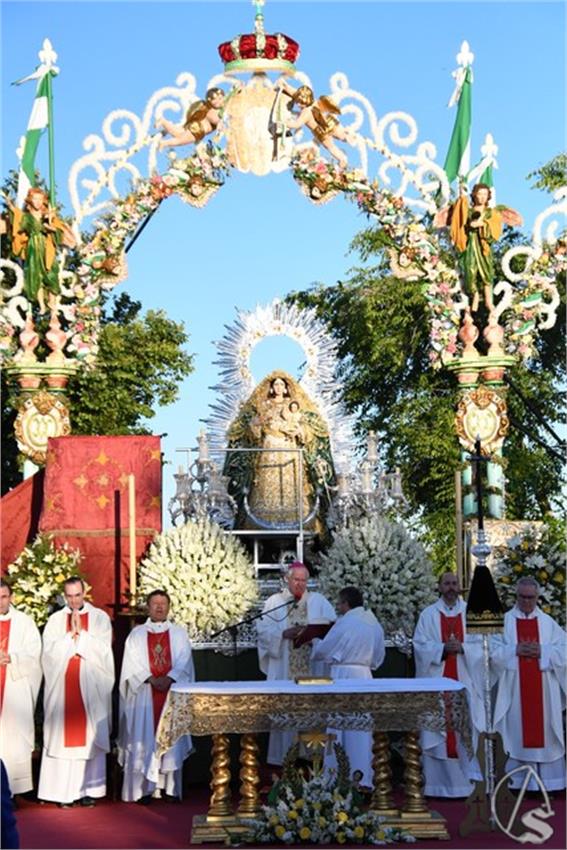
[14,40,58,207]
[444,66,472,185]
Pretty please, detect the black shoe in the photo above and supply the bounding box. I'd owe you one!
[57,802,75,808]
[163,794,181,804]
[136,795,152,805]
[79,796,96,807]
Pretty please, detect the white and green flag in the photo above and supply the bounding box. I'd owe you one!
[14,39,59,207]
[443,41,474,186]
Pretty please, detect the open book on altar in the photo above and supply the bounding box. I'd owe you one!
[293,621,333,648]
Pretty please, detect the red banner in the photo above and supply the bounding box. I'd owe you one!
[39,436,162,616]
[1,471,44,571]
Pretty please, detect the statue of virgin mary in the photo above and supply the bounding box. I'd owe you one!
[223,371,335,530]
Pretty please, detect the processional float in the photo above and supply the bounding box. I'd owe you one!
[1,0,564,842]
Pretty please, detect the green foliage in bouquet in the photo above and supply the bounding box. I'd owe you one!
[7,534,87,626]
[244,742,415,846]
[493,519,566,625]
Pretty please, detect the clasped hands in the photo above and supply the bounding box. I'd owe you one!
[443,635,464,656]
[147,675,173,692]
[517,640,541,658]
[70,610,83,638]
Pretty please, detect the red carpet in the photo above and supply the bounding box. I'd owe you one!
[15,789,566,849]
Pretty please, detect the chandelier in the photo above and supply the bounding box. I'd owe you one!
[169,431,237,529]
[327,431,409,530]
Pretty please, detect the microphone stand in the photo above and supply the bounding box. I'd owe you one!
[209,598,297,680]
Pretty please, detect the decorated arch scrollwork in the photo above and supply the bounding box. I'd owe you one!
[1,52,564,378]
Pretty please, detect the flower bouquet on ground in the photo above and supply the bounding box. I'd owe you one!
[6,533,88,626]
[243,743,414,846]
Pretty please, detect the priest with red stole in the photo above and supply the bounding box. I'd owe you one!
[38,576,114,807]
[413,572,484,797]
[492,576,566,791]
[118,590,194,803]
[0,579,42,796]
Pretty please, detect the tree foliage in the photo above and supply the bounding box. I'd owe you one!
[1,292,194,493]
[288,167,565,572]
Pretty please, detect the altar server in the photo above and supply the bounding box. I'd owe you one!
[0,579,42,796]
[492,577,566,791]
[38,576,114,807]
[256,562,335,765]
[413,572,484,797]
[118,589,195,803]
[312,586,385,786]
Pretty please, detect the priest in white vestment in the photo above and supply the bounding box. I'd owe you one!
[0,579,42,795]
[413,572,484,797]
[38,576,114,807]
[312,586,385,786]
[118,589,195,803]
[256,562,335,765]
[492,576,566,791]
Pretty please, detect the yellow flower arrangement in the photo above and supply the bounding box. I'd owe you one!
[7,534,86,627]
[493,523,565,627]
[299,827,311,840]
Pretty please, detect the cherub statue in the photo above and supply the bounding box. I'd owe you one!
[155,87,225,151]
[6,187,76,314]
[435,183,522,314]
[275,81,356,169]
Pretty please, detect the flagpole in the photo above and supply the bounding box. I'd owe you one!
[46,70,56,206]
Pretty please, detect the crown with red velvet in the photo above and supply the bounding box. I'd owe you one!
[218,2,299,73]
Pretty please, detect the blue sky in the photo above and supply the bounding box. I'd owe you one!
[2,0,565,523]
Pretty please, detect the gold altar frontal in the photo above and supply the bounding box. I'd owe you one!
[156,680,471,843]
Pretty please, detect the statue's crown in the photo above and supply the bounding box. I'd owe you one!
[218,5,299,74]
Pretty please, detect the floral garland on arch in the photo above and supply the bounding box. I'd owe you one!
[492,521,566,626]
[1,141,562,374]
[317,516,437,637]
[6,533,88,627]
[0,142,230,369]
[290,148,564,369]
[136,517,258,641]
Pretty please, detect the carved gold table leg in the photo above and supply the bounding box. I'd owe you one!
[395,730,449,839]
[370,731,398,815]
[402,730,428,814]
[237,733,261,818]
[207,733,233,820]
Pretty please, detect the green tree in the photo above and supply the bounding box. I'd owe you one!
[288,174,564,572]
[527,153,567,192]
[1,292,194,493]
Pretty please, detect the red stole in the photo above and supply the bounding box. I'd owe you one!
[64,612,89,747]
[0,620,11,713]
[147,629,172,731]
[516,618,544,748]
[440,612,464,758]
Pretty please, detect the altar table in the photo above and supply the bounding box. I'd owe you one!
[156,677,471,842]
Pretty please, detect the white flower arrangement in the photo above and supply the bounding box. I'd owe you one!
[493,522,565,626]
[318,516,437,636]
[137,518,258,640]
[6,534,86,626]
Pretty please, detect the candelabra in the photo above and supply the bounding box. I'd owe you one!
[169,431,237,529]
[327,431,409,530]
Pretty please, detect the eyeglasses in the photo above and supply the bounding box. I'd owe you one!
[518,594,537,600]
